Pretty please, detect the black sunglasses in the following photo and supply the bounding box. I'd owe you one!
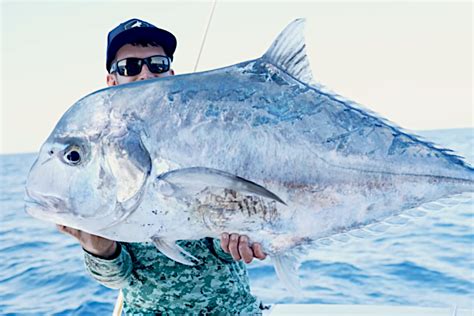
[110,55,171,76]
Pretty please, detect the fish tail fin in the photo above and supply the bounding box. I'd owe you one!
[271,253,303,296]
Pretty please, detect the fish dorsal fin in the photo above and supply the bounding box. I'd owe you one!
[263,18,314,85]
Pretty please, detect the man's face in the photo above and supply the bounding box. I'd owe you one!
[107,44,175,86]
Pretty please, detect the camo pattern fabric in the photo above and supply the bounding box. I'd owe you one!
[84,238,262,315]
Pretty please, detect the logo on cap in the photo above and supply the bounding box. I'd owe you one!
[124,19,150,30]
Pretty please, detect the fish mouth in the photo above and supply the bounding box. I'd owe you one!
[24,198,49,214]
[24,189,69,215]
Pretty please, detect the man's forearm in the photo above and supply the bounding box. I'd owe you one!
[83,242,133,289]
[83,240,118,259]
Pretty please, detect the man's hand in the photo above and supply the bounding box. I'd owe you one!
[57,225,118,259]
[220,233,266,263]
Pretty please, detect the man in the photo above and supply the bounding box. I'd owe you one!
[58,18,266,315]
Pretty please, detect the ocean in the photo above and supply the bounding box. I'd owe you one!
[1,128,473,315]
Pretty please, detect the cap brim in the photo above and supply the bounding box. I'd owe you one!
[106,27,177,71]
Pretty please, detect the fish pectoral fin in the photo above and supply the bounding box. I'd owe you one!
[156,167,286,205]
[272,253,302,296]
[151,236,200,266]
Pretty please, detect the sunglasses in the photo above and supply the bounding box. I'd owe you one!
[110,55,171,76]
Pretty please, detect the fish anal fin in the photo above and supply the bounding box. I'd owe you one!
[272,253,302,296]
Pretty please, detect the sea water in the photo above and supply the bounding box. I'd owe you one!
[1,128,472,314]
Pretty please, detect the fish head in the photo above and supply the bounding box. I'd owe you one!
[25,89,152,233]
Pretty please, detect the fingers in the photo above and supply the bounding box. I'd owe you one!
[228,233,241,261]
[220,233,230,253]
[56,224,81,240]
[238,236,254,264]
[252,243,267,260]
[221,233,267,263]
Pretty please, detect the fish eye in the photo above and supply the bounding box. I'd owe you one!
[63,145,82,165]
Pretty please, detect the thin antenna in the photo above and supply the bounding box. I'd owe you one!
[193,0,217,72]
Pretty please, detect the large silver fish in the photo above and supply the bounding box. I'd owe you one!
[25,19,473,291]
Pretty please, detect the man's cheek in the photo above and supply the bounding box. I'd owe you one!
[159,71,174,78]
[118,77,134,84]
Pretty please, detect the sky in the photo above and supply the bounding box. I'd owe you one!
[1,1,472,154]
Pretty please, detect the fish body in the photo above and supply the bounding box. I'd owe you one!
[25,19,473,290]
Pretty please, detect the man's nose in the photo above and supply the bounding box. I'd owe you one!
[137,64,158,81]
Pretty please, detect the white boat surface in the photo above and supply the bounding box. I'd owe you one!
[264,304,473,316]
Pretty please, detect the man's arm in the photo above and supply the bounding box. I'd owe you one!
[57,225,133,289]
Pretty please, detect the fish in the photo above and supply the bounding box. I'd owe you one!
[25,19,474,292]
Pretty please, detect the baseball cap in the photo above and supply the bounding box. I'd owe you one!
[106,18,177,72]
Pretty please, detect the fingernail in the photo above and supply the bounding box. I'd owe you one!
[231,234,237,241]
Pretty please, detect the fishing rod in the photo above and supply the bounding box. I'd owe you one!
[193,0,218,72]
